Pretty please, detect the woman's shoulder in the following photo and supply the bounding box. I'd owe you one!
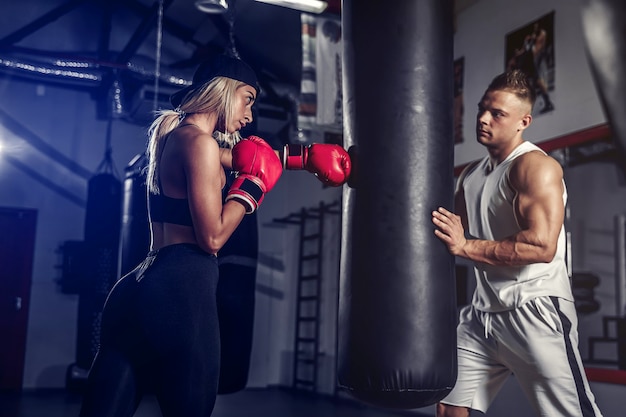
[170,127,219,154]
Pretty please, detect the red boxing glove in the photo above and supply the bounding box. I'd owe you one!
[232,136,282,190]
[282,143,352,186]
[226,174,266,214]
[228,138,282,213]
[245,135,274,150]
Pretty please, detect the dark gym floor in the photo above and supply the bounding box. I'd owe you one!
[0,387,433,417]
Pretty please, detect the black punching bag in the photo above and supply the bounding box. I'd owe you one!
[119,153,150,276]
[338,0,457,409]
[77,173,122,370]
[217,171,259,394]
[580,0,626,168]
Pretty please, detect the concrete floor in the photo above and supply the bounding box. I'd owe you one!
[0,387,434,417]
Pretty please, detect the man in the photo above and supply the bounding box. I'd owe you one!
[431,70,603,417]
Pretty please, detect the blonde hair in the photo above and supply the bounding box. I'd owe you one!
[146,76,248,194]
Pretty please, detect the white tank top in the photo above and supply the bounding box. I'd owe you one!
[461,141,573,312]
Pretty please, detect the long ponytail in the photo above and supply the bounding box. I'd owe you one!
[146,110,180,194]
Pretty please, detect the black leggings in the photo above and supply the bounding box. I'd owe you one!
[79,244,220,417]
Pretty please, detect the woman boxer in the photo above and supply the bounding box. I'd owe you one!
[79,55,282,417]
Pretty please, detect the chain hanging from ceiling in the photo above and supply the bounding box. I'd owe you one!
[153,0,165,115]
[226,0,240,58]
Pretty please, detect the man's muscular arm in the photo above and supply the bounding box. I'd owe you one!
[432,151,564,266]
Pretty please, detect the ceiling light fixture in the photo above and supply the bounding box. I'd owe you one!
[254,0,328,14]
[195,0,229,14]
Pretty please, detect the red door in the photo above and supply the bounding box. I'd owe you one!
[0,207,37,390]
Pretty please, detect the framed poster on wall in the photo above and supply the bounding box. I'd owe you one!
[505,11,555,116]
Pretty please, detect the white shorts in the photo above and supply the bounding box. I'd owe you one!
[441,296,603,416]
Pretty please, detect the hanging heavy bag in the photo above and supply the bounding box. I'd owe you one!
[337,0,458,409]
[119,153,151,277]
[217,171,259,394]
[77,172,122,370]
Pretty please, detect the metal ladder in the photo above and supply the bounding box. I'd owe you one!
[274,200,340,392]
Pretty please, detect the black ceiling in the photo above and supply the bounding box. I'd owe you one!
[0,0,341,144]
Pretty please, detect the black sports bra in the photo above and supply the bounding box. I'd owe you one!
[149,132,193,226]
[149,193,193,226]
[149,144,234,227]
[148,170,232,227]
